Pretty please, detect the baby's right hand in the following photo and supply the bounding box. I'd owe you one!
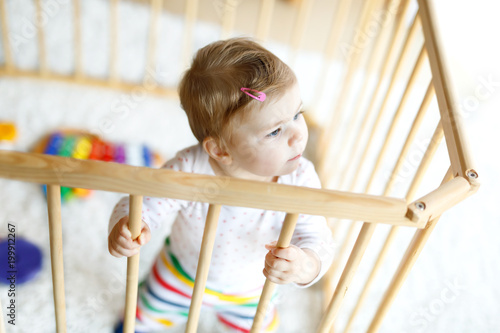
[108,216,151,258]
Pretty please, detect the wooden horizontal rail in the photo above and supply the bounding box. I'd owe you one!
[406,175,476,224]
[0,67,178,98]
[0,150,415,226]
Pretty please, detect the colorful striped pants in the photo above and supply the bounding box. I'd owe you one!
[133,238,279,332]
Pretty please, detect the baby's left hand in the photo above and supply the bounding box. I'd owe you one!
[263,242,320,285]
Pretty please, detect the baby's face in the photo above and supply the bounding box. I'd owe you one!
[225,82,308,180]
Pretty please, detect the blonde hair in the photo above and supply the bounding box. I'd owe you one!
[178,37,296,145]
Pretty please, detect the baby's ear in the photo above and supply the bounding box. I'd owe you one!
[202,137,232,165]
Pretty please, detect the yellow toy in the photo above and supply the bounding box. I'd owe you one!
[0,122,16,141]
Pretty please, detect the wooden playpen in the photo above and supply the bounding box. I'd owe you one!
[0,0,479,332]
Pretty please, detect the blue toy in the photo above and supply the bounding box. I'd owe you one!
[0,238,42,285]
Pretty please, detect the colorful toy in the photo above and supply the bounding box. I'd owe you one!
[0,122,17,141]
[36,130,161,202]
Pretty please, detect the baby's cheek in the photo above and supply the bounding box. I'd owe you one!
[259,152,283,171]
[237,142,260,162]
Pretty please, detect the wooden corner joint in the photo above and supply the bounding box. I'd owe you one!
[405,175,477,226]
[464,168,480,193]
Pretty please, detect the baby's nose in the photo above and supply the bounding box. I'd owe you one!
[288,127,304,146]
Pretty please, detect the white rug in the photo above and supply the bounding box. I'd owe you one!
[0,0,499,332]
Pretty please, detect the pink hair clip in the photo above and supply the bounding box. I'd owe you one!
[241,87,266,102]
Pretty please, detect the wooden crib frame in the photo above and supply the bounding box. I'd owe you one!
[0,0,479,332]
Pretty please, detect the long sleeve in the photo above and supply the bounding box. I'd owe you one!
[108,146,199,234]
[108,195,182,234]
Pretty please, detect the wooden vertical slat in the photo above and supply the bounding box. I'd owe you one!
[367,167,453,332]
[185,204,222,333]
[316,222,377,333]
[363,50,429,191]
[325,114,440,325]
[145,0,162,82]
[321,217,360,310]
[322,122,441,333]
[341,44,426,192]
[288,0,314,66]
[316,0,385,180]
[255,0,275,42]
[418,0,476,181]
[220,0,237,39]
[343,110,441,332]
[0,0,14,72]
[35,0,48,76]
[316,78,434,333]
[309,0,353,117]
[123,195,143,333]
[321,47,428,311]
[333,14,421,190]
[73,0,83,80]
[291,0,317,48]
[182,0,198,68]
[322,1,413,186]
[385,82,436,195]
[406,123,445,201]
[46,185,67,333]
[109,0,119,84]
[250,213,300,333]
[323,0,352,61]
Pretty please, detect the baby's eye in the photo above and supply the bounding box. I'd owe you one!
[267,128,281,138]
[293,111,304,120]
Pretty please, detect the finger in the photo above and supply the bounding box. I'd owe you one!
[117,216,130,230]
[124,247,141,257]
[118,224,133,240]
[264,241,277,251]
[108,243,123,258]
[113,244,140,258]
[116,234,141,250]
[265,251,279,268]
[137,233,146,245]
[109,242,140,258]
[270,245,300,261]
[110,251,122,258]
[265,254,291,273]
[262,268,289,284]
[138,224,151,245]
[141,220,151,233]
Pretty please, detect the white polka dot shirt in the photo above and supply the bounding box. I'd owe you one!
[110,144,335,293]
